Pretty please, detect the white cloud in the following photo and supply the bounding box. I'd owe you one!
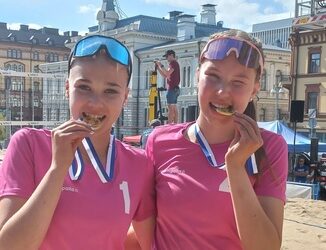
[28,23,43,30]
[78,4,98,14]
[8,23,43,30]
[273,0,295,12]
[144,0,293,31]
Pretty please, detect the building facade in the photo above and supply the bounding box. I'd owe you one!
[257,45,291,122]
[39,0,292,140]
[251,18,293,49]
[0,23,74,144]
[290,0,326,142]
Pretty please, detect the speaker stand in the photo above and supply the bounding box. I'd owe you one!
[292,121,297,181]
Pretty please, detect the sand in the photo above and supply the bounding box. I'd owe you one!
[0,150,325,248]
[282,198,326,250]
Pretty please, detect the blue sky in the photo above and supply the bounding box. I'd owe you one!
[0,0,295,34]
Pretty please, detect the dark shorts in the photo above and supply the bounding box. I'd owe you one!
[166,87,180,104]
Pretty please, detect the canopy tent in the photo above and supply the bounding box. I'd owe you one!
[258,120,326,153]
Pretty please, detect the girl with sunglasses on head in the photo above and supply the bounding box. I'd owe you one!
[141,29,288,250]
[0,35,154,250]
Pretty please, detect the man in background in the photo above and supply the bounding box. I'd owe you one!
[294,157,309,183]
[155,50,180,124]
[140,119,161,149]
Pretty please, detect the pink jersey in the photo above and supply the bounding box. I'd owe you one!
[0,128,154,250]
[146,122,288,250]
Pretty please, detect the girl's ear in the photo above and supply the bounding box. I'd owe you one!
[65,80,69,98]
[251,81,260,100]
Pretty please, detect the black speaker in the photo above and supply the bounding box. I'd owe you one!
[310,138,319,163]
[186,105,198,122]
[290,100,304,123]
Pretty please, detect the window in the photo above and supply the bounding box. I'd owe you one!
[5,63,25,72]
[33,82,40,92]
[145,70,149,89]
[308,47,321,74]
[275,70,282,85]
[46,53,59,62]
[144,108,148,126]
[7,49,22,59]
[17,65,24,72]
[12,50,17,58]
[11,81,22,91]
[33,51,39,60]
[187,66,191,87]
[181,65,191,88]
[182,67,186,87]
[307,92,318,111]
[305,84,320,113]
[181,107,186,123]
[63,54,69,61]
[260,69,267,91]
[308,53,320,73]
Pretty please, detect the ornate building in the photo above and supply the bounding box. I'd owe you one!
[290,0,326,142]
[40,0,292,140]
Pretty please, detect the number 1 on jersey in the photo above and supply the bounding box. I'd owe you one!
[119,181,130,214]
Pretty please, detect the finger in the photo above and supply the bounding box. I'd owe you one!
[53,120,94,135]
[54,119,93,132]
[233,113,260,138]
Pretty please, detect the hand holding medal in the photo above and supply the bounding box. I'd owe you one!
[225,112,263,170]
[50,119,94,172]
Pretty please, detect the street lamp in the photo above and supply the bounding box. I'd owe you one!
[270,81,284,120]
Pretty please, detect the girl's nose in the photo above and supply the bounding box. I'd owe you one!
[215,82,231,96]
[87,94,105,109]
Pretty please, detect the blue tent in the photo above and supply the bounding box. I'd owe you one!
[258,120,326,153]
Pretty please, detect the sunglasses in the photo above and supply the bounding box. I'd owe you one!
[68,35,132,83]
[200,36,264,71]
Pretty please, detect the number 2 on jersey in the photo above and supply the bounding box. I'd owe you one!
[119,181,130,214]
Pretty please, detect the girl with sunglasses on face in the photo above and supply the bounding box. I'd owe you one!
[141,29,288,250]
[0,35,154,250]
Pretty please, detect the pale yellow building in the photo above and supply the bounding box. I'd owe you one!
[257,45,291,122]
[290,2,326,142]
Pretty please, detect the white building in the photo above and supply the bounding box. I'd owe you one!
[41,0,292,139]
[251,18,293,49]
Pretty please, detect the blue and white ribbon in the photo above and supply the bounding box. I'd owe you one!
[68,134,116,183]
[194,123,258,175]
[69,148,84,180]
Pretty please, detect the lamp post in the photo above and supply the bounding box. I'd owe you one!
[270,81,284,120]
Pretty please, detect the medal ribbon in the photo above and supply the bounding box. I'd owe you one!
[194,123,258,175]
[69,134,116,182]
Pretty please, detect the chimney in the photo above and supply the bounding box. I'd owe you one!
[0,22,7,30]
[70,31,79,37]
[200,4,216,25]
[177,14,196,41]
[169,11,183,21]
[20,24,29,31]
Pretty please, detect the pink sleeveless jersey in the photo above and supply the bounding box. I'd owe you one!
[146,122,288,250]
[0,128,155,250]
